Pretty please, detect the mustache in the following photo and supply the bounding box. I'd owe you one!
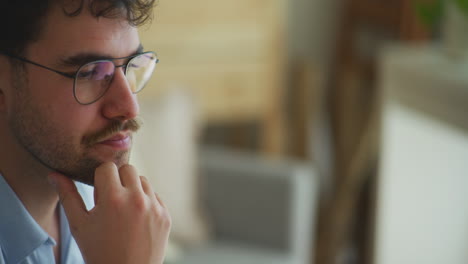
[82,118,142,147]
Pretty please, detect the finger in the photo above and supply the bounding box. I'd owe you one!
[154,192,168,209]
[48,172,88,227]
[119,164,142,191]
[140,176,155,198]
[94,187,99,205]
[94,162,121,196]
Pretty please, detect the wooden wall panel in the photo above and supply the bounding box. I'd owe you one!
[139,0,287,154]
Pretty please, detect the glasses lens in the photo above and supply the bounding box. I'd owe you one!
[74,61,115,104]
[126,52,157,94]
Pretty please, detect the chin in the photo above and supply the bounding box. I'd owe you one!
[112,150,131,167]
[62,151,130,187]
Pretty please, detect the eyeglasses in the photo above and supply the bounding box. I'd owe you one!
[1,51,158,105]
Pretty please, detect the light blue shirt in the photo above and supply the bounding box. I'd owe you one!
[0,173,94,264]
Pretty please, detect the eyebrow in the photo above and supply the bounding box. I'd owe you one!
[57,44,144,68]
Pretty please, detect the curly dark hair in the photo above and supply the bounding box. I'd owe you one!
[0,0,156,55]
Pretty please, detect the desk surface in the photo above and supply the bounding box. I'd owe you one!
[375,44,468,264]
[379,45,468,131]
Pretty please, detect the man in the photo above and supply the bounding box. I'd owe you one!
[0,0,171,263]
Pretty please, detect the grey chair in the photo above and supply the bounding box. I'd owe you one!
[168,148,318,264]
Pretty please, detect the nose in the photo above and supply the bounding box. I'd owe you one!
[100,68,140,121]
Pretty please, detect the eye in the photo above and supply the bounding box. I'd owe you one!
[76,63,99,80]
[128,54,150,69]
[129,63,141,69]
[77,61,114,81]
[77,69,96,79]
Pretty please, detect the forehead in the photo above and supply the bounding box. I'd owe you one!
[26,3,140,59]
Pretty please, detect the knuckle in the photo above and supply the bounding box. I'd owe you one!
[132,194,150,213]
[160,210,172,229]
[154,207,172,229]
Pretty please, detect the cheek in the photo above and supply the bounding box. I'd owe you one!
[30,91,92,143]
[28,69,76,104]
[48,104,94,137]
[28,73,88,128]
[26,70,105,142]
[0,86,8,113]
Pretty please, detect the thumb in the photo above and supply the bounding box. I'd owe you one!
[48,172,88,227]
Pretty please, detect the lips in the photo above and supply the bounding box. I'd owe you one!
[98,133,131,150]
[103,133,128,142]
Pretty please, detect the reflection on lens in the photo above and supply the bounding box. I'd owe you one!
[75,61,115,104]
[73,52,157,105]
[126,52,157,94]
[127,69,137,92]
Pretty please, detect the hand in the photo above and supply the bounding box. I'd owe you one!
[48,162,171,264]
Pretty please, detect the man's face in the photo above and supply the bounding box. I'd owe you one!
[5,5,142,185]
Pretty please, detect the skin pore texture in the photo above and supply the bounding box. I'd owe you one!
[6,6,141,186]
[0,2,171,264]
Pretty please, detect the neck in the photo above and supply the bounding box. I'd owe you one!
[0,131,59,231]
[0,127,63,264]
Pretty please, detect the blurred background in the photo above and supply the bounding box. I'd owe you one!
[130,0,468,263]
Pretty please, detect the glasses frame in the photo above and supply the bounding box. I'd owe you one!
[0,51,158,105]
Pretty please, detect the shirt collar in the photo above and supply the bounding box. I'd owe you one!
[0,173,55,264]
[60,200,73,263]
